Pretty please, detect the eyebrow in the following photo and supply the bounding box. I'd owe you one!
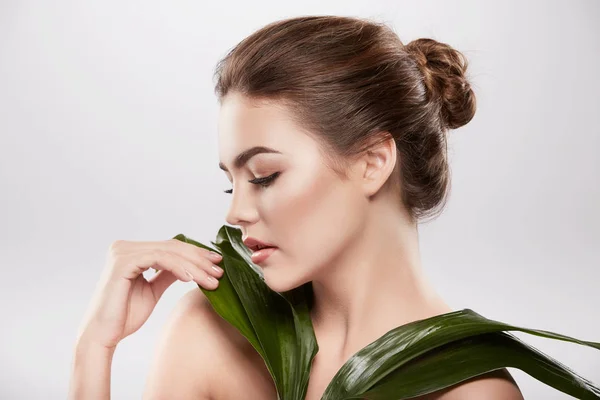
[218,146,282,172]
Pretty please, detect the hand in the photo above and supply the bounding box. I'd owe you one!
[76,238,224,349]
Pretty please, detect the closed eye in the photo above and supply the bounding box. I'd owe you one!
[223,172,281,194]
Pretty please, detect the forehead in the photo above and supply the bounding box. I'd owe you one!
[217,93,317,169]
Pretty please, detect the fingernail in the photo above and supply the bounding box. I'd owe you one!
[207,275,218,283]
[211,265,223,274]
[184,270,194,281]
[209,252,222,261]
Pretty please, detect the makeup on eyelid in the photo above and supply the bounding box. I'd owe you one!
[221,156,285,193]
[223,171,280,194]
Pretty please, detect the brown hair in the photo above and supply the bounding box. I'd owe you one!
[213,15,476,223]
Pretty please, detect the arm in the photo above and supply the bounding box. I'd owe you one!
[68,337,116,400]
[68,239,224,399]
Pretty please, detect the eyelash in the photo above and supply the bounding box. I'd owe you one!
[223,172,281,194]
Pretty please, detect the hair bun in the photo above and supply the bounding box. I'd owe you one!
[405,38,476,130]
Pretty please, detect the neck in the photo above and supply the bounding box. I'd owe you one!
[308,202,451,363]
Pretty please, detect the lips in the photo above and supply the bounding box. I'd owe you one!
[254,244,274,251]
[242,236,277,252]
[250,246,277,264]
[243,236,278,264]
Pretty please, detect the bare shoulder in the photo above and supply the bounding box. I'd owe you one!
[142,288,248,400]
[422,369,524,400]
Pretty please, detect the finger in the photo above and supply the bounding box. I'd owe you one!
[134,249,220,291]
[118,250,194,282]
[185,250,224,279]
[166,239,223,278]
[148,269,177,300]
[127,239,223,271]
[158,241,224,281]
[149,249,221,288]
[180,265,220,291]
[111,241,223,287]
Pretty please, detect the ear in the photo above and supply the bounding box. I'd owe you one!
[355,133,397,198]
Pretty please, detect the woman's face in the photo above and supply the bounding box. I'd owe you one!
[218,93,366,292]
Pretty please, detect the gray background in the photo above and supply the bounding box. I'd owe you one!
[1,1,598,398]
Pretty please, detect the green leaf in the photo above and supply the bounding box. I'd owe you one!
[171,233,260,352]
[172,226,600,400]
[360,332,600,400]
[321,308,600,399]
[172,227,318,400]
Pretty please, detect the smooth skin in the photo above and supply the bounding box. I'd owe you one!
[68,239,224,399]
[217,93,525,400]
[68,92,525,399]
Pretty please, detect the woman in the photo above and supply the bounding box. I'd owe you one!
[69,15,524,399]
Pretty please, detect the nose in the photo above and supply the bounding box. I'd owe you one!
[224,186,259,227]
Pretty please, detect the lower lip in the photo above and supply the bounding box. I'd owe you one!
[251,247,277,264]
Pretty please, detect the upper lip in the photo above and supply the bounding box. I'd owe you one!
[242,236,277,252]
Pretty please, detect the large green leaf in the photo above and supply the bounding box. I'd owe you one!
[173,226,600,400]
[358,332,600,400]
[321,309,600,399]
[173,226,318,400]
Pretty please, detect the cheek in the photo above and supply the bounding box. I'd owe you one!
[263,166,362,271]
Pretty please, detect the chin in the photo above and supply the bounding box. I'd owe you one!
[262,268,307,294]
[263,274,295,293]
